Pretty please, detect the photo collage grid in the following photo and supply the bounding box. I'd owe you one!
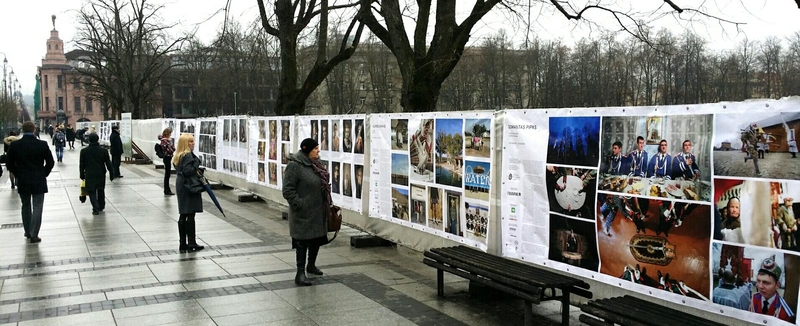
[545,111,800,325]
[253,118,291,188]
[197,119,217,170]
[311,117,365,211]
[221,117,249,178]
[389,114,493,246]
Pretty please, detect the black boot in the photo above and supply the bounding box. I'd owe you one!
[306,245,323,275]
[186,215,205,252]
[295,246,312,286]
[178,220,188,253]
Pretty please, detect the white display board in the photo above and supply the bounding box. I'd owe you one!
[500,100,800,326]
[196,118,218,171]
[297,115,365,213]
[369,112,494,251]
[218,116,249,179]
[248,117,294,189]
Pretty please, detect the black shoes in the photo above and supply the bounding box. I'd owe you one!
[164,191,175,196]
[179,244,188,253]
[306,265,324,276]
[295,271,312,286]
[92,211,100,215]
[29,237,41,244]
[187,244,205,252]
[24,233,30,239]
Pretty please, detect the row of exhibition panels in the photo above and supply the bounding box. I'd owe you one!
[125,97,800,326]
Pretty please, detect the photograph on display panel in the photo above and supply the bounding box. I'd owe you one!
[343,163,353,197]
[445,191,462,237]
[355,164,364,199]
[711,243,799,324]
[409,118,434,183]
[332,162,341,194]
[546,165,597,220]
[464,160,490,202]
[410,184,427,226]
[464,201,488,242]
[343,120,353,153]
[258,163,265,182]
[282,120,291,142]
[258,120,266,140]
[599,115,713,202]
[435,119,463,188]
[392,119,409,150]
[269,162,278,185]
[428,187,444,230]
[269,120,278,160]
[320,120,329,151]
[392,187,409,221]
[714,112,800,180]
[547,116,600,168]
[714,179,800,252]
[354,119,365,154]
[465,119,491,158]
[331,120,340,152]
[596,194,711,301]
[391,153,409,186]
[548,214,599,272]
[281,143,290,164]
[311,120,319,142]
[239,118,247,143]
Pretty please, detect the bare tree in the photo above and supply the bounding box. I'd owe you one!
[256,0,365,116]
[74,0,185,119]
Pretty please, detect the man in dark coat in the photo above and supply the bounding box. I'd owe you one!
[6,121,55,243]
[80,133,113,215]
[109,125,123,179]
[77,127,88,146]
[65,125,76,149]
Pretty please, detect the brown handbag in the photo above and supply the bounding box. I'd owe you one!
[325,205,342,244]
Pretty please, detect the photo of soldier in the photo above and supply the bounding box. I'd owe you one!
[546,165,596,220]
[600,141,629,175]
[597,194,711,301]
[711,243,799,324]
[714,112,800,179]
[648,140,672,180]
[628,136,649,178]
[672,140,700,180]
[548,214,599,272]
[546,116,600,168]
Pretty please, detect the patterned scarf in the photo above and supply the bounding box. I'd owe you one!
[311,158,332,206]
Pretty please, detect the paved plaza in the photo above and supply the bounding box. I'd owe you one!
[0,139,581,326]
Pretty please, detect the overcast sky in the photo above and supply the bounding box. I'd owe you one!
[0,0,797,98]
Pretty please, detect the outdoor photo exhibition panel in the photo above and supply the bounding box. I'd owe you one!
[177,119,197,139]
[218,116,249,179]
[197,118,218,171]
[162,119,177,145]
[99,120,120,145]
[248,116,294,189]
[370,112,494,251]
[297,115,365,213]
[500,99,800,326]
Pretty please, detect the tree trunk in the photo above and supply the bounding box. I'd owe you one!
[401,76,442,112]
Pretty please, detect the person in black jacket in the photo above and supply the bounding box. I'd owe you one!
[80,133,113,215]
[65,125,76,149]
[173,133,205,253]
[6,122,55,243]
[109,125,123,179]
[77,127,88,146]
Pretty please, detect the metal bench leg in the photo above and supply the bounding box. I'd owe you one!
[524,300,533,326]
[437,269,444,297]
[561,289,571,326]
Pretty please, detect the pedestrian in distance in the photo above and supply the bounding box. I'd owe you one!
[173,133,205,253]
[110,125,123,179]
[283,138,330,286]
[65,124,76,149]
[52,126,67,163]
[77,127,89,146]
[159,128,175,196]
[6,121,55,243]
[4,130,20,190]
[80,133,113,215]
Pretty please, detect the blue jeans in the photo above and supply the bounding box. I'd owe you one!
[55,146,64,162]
[600,202,616,233]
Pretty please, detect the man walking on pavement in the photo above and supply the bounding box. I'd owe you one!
[109,125,123,179]
[53,126,67,163]
[80,133,113,215]
[6,121,55,243]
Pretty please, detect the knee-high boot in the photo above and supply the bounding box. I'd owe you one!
[295,246,312,286]
[178,218,188,253]
[306,245,323,275]
[186,214,205,252]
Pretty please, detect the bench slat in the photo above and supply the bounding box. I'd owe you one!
[585,296,726,326]
[423,258,541,303]
[429,246,588,289]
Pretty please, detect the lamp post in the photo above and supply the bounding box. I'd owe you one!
[1,53,7,100]
[233,91,237,115]
[8,68,15,101]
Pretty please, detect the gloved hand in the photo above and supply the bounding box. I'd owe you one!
[109,175,114,182]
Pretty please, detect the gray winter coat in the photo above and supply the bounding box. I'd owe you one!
[175,152,204,214]
[282,150,327,240]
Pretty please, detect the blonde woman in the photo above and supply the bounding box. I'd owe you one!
[172,134,205,253]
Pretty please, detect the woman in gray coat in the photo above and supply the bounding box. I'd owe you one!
[173,133,205,253]
[283,138,330,286]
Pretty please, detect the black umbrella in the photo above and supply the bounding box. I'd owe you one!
[200,176,226,217]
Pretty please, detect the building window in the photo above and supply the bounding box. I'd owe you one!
[58,97,64,111]
[73,78,80,89]
[359,97,366,105]
[57,75,63,89]
[85,98,93,112]
[45,97,50,111]
[359,82,365,90]
[74,97,82,112]
[388,81,393,89]
[44,75,49,89]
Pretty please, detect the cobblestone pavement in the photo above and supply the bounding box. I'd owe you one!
[0,139,585,325]
[713,150,800,180]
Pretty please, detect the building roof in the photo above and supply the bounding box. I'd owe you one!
[755,112,800,129]
[65,49,94,60]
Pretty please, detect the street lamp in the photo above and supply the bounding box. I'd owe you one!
[0,52,7,100]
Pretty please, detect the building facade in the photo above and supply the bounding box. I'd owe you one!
[37,24,104,128]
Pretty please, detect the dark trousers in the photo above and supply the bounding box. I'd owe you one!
[112,154,122,177]
[296,245,320,271]
[163,156,172,193]
[19,193,45,237]
[88,187,106,212]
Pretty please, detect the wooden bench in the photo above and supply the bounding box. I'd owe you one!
[579,295,726,326]
[423,246,592,326]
